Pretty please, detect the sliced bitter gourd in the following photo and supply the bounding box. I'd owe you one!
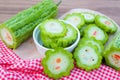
[95,15,117,33]
[104,49,120,70]
[42,48,74,79]
[78,37,104,55]
[73,43,102,71]
[55,23,78,47]
[40,33,58,48]
[81,12,95,23]
[64,13,85,29]
[79,24,87,37]
[0,0,58,49]
[39,19,67,38]
[84,24,108,44]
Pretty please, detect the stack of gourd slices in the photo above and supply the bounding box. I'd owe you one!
[64,12,118,71]
[39,19,78,48]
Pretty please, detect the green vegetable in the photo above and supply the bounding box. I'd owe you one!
[64,13,85,29]
[78,37,104,55]
[74,43,102,71]
[104,32,120,70]
[42,48,74,79]
[0,0,58,49]
[55,23,78,47]
[79,24,87,37]
[84,24,108,44]
[95,15,117,33]
[39,19,67,38]
[81,12,95,23]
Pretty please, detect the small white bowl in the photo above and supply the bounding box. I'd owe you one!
[33,20,80,58]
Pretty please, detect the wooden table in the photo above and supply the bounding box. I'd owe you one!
[0,0,120,59]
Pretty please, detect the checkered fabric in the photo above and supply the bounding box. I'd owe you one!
[0,40,120,80]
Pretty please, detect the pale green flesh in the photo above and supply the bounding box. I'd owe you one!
[47,53,69,74]
[99,17,114,28]
[88,27,105,41]
[78,46,98,66]
[108,52,120,68]
[0,28,13,45]
[44,21,63,34]
[86,41,102,53]
[82,13,94,21]
[65,16,81,27]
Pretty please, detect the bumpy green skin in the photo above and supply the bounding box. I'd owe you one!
[78,37,104,55]
[64,13,85,29]
[40,33,58,48]
[95,15,117,33]
[42,48,74,79]
[39,19,67,38]
[55,23,78,47]
[0,0,58,49]
[104,48,120,70]
[84,24,108,44]
[73,43,102,71]
[79,24,87,37]
[81,12,95,23]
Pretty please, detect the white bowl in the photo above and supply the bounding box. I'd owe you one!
[33,20,80,58]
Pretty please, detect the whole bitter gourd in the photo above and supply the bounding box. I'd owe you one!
[0,0,59,49]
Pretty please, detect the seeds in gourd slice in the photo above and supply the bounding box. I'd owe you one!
[95,15,117,33]
[55,23,78,47]
[42,48,74,79]
[104,49,120,70]
[64,13,85,29]
[39,19,67,38]
[84,24,108,44]
[81,12,95,23]
[73,44,102,71]
[78,37,104,55]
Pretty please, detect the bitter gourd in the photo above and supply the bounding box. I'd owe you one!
[95,15,117,33]
[42,48,74,79]
[0,0,58,49]
[74,43,102,71]
[84,24,108,44]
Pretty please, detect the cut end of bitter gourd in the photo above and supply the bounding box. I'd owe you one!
[95,15,117,33]
[78,37,104,55]
[0,25,14,48]
[81,12,95,23]
[55,23,78,47]
[104,49,120,70]
[42,48,74,79]
[64,13,85,29]
[84,24,108,44]
[39,19,67,38]
[74,43,102,71]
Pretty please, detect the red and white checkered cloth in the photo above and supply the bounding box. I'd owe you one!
[0,40,120,80]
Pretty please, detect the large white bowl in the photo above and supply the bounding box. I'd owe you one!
[33,20,80,58]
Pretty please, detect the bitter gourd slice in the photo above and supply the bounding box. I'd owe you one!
[42,48,74,79]
[55,23,78,47]
[0,0,58,49]
[95,15,117,33]
[73,43,102,71]
[104,49,120,70]
[64,13,85,29]
[79,24,87,37]
[81,12,95,23]
[84,24,108,44]
[39,19,67,38]
[78,37,104,55]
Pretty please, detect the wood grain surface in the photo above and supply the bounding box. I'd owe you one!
[0,0,120,25]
